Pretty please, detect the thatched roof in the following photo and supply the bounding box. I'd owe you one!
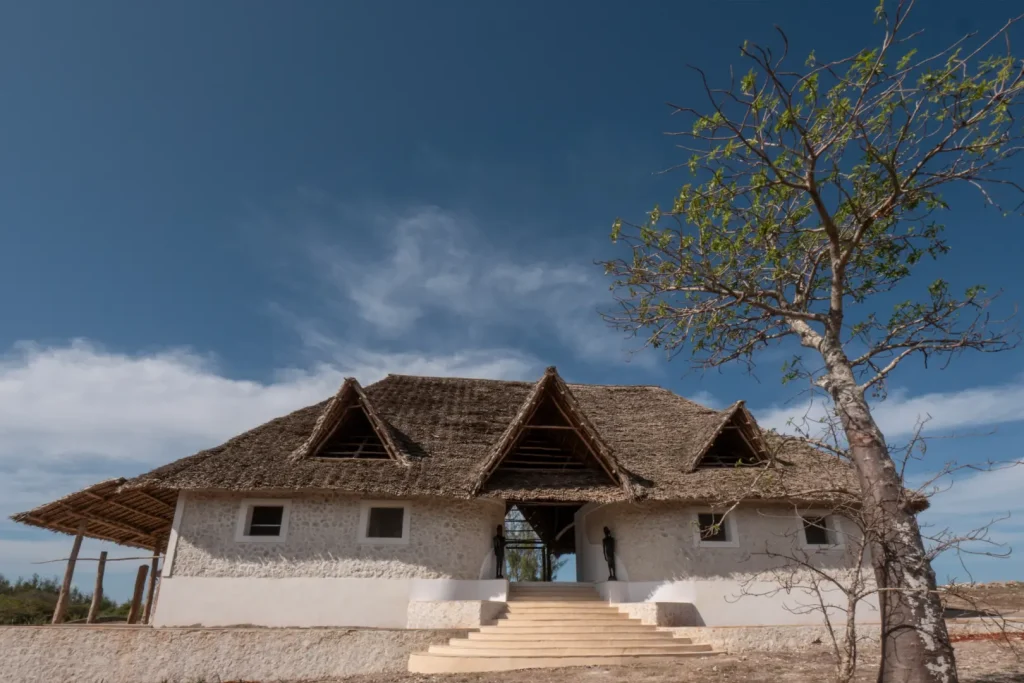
[123,368,859,504]
[12,368,866,548]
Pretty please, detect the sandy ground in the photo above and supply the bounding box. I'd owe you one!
[945,582,1024,618]
[299,640,1021,683]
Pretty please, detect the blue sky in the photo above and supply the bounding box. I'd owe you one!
[1,1,1022,600]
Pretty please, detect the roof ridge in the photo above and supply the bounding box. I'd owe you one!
[384,372,678,391]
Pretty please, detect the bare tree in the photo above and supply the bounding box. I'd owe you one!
[733,429,1019,682]
[601,3,1024,681]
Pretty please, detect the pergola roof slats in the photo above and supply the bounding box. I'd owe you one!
[11,479,177,551]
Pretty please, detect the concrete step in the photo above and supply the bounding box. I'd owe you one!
[507,594,600,601]
[467,631,685,642]
[430,643,713,657]
[508,588,597,594]
[500,614,634,623]
[505,602,614,611]
[454,637,692,649]
[498,620,639,628]
[408,651,721,673]
[505,593,598,598]
[504,610,622,618]
[480,623,656,634]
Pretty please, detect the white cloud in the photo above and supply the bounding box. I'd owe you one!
[304,205,647,365]
[0,340,537,464]
[755,380,1024,439]
[920,465,1023,583]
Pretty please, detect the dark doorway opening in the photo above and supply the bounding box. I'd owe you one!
[503,502,581,582]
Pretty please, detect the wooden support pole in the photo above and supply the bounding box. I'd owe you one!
[51,520,87,624]
[126,564,149,625]
[86,551,107,624]
[142,555,160,624]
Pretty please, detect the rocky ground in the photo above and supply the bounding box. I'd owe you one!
[331,640,1021,683]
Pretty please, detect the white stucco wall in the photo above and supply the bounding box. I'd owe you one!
[153,577,508,628]
[171,493,505,580]
[579,502,878,626]
[154,492,506,627]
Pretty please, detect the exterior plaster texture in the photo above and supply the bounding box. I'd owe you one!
[172,493,503,579]
[587,502,865,582]
[615,601,698,626]
[666,620,1023,652]
[583,502,877,626]
[406,600,505,629]
[0,626,464,683]
[668,624,879,652]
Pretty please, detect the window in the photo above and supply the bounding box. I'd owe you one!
[368,507,404,538]
[358,501,410,545]
[235,499,291,542]
[248,506,284,536]
[698,513,728,542]
[800,513,842,548]
[693,510,739,548]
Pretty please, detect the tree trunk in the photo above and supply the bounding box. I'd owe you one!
[821,342,957,683]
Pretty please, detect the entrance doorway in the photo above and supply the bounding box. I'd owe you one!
[502,503,581,582]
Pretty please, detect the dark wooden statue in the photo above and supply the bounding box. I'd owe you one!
[493,525,505,579]
[602,526,617,581]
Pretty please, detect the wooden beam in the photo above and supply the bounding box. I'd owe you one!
[126,564,149,625]
[548,397,619,484]
[82,492,172,526]
[132,490,177,514]
[86,551,107,624]
[54,507,167,542]
[51,520,87,624]
[25,515,155,550]
[142,555,160,624]
[523,425,576,430]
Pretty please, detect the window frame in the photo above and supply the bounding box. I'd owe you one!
[692,509,740,549]
[234,498,292,543]
[357,500,411,546]
[797,510,845,550]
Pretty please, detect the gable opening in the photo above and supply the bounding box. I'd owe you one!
[315,406,391,460]
[496,395,602,473]
[700,423,763,468]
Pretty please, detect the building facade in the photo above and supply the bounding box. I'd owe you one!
[14,368,881,629]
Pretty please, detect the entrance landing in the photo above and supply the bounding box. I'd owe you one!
[407,583,720,673]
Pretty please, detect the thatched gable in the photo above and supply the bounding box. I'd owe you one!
[689,401,770,471]
[471,367,629,498]
[290,377,408,463]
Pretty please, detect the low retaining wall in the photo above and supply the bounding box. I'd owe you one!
[407,600,505,628]
[614,601,698,626]
[154,576,508,628]
[666,619,1024,653]
[595,579,881,626]
[0,625,466,683]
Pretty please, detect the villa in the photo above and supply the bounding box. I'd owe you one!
[13,367,879,672]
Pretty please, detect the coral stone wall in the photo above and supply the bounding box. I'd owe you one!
[585,502,865,582]
[171,493,504,579]
[0,626,463,683]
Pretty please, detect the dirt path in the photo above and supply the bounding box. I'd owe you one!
[327,641,1022,683]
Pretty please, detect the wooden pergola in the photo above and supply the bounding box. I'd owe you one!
[11,478,178,625]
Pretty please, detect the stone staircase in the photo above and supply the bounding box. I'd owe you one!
[407,582,719,673]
